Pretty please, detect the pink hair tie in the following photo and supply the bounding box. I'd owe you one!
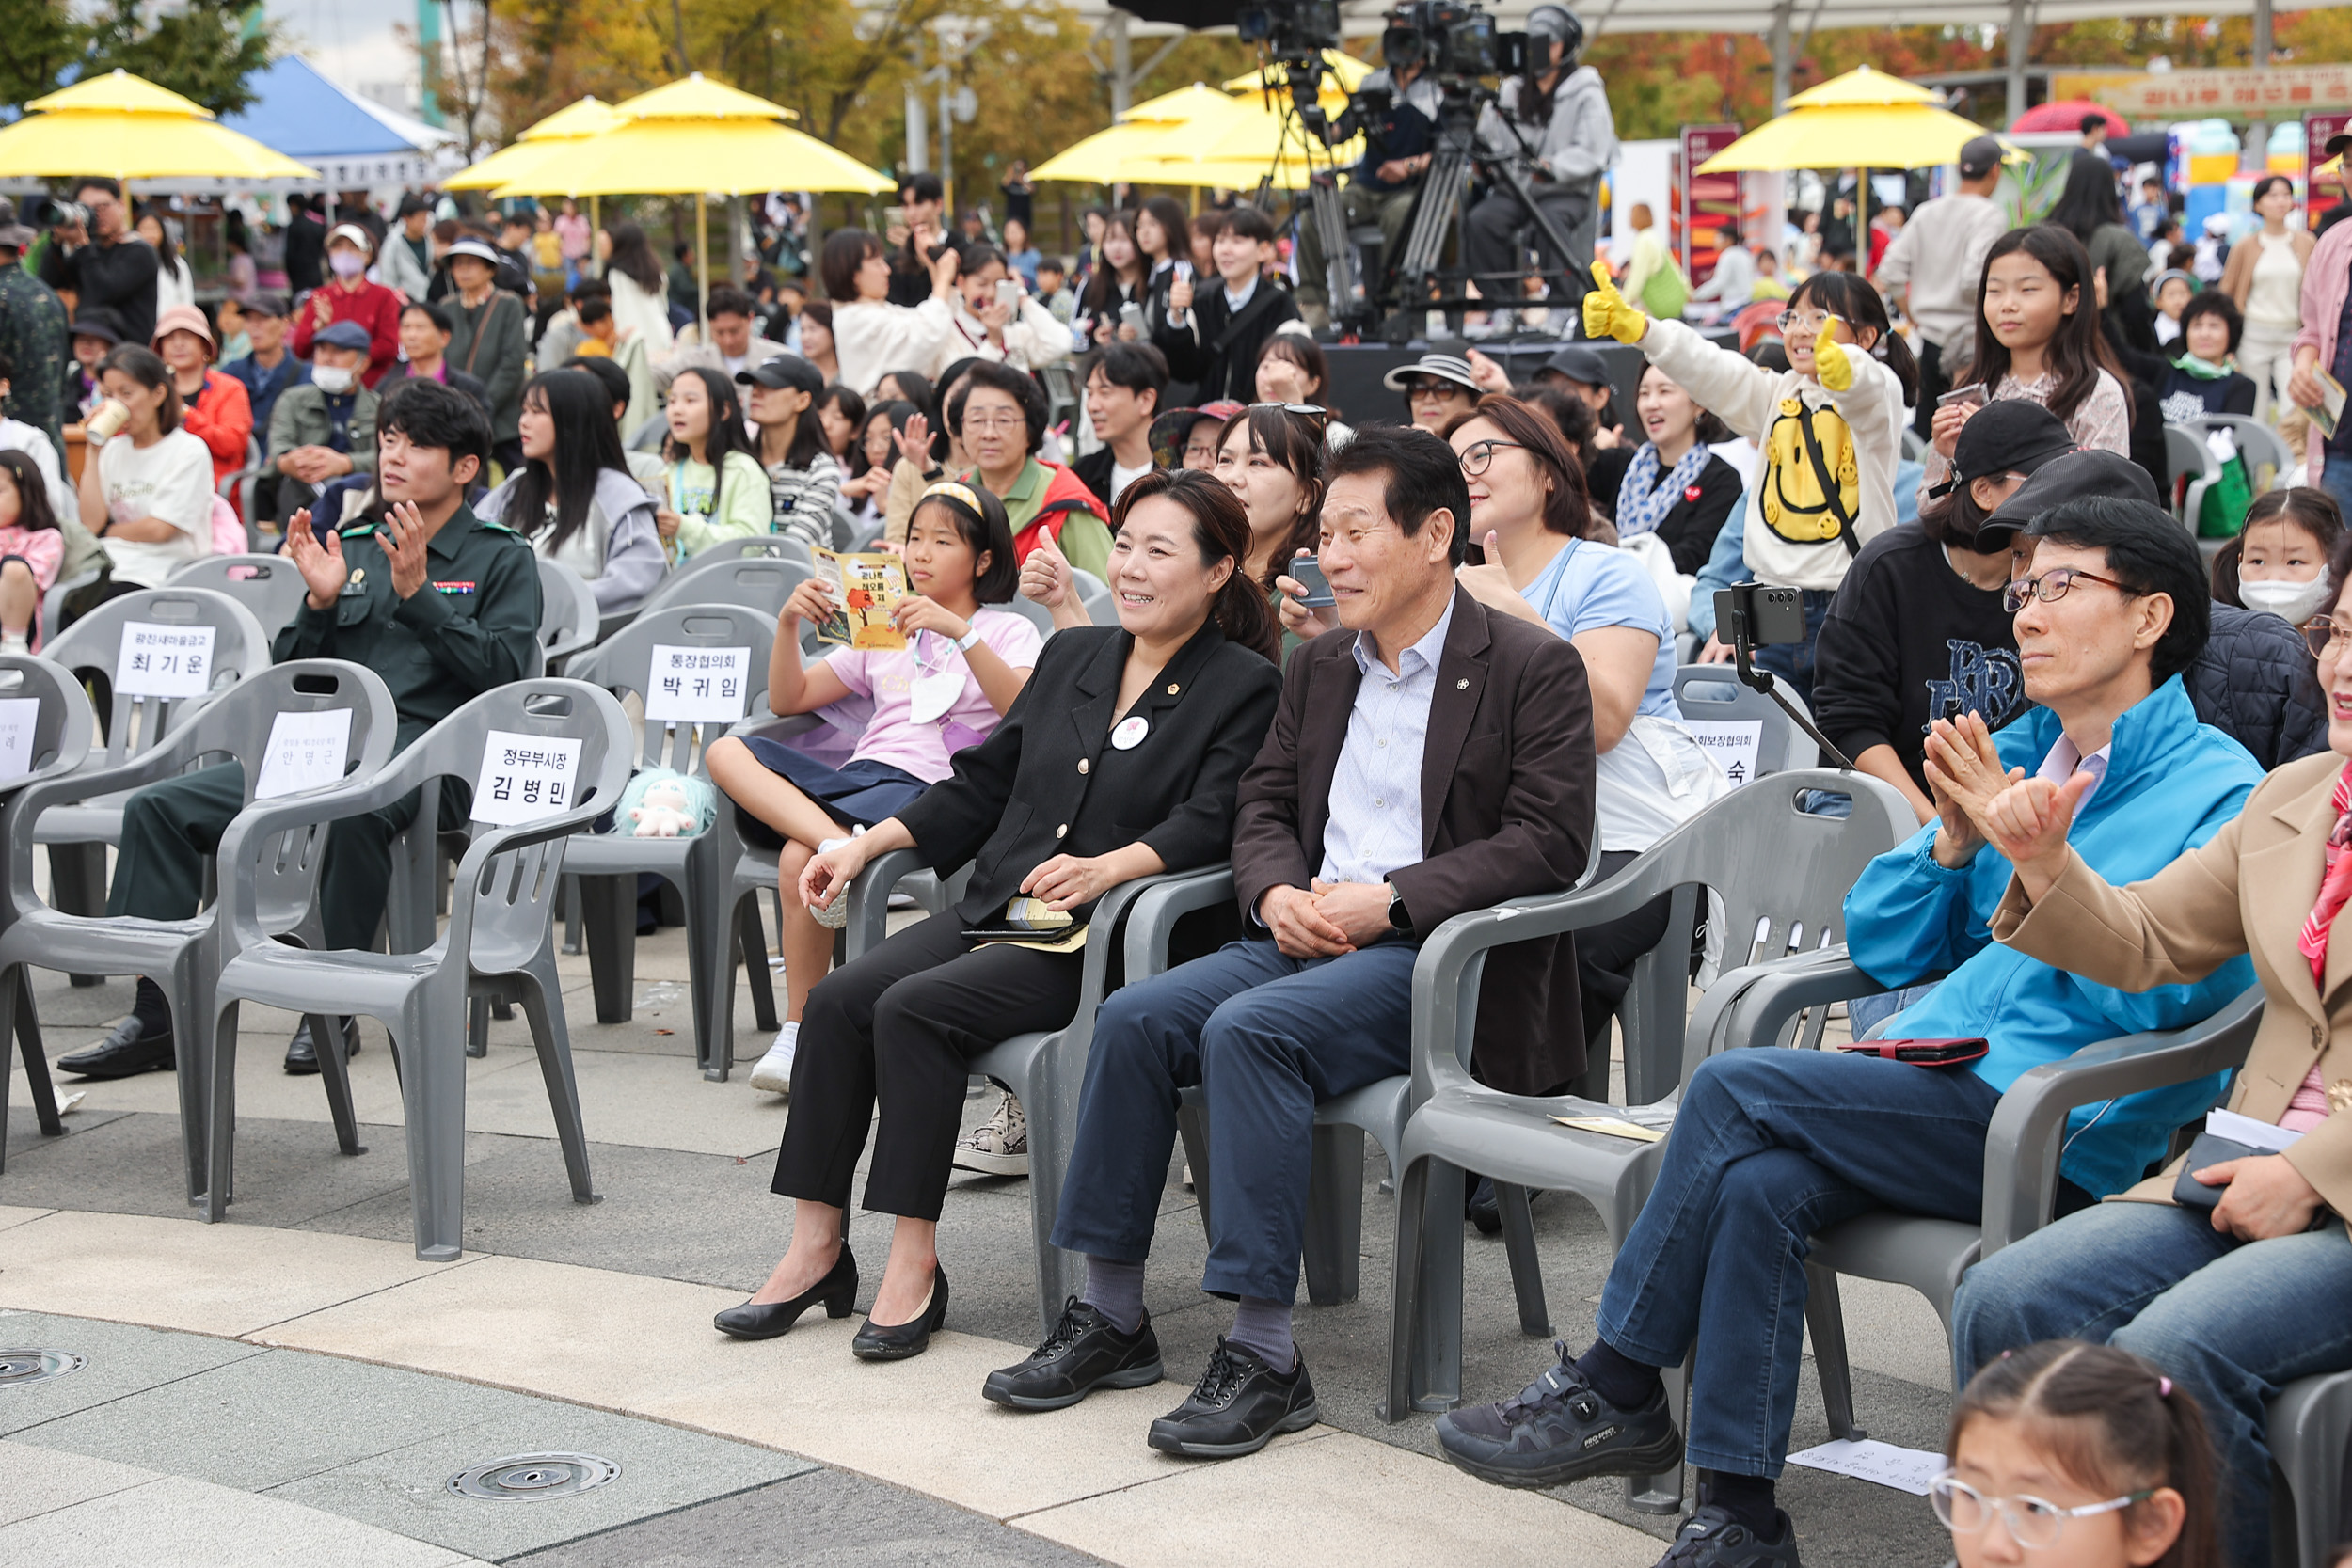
[2158,1377,2173,1397]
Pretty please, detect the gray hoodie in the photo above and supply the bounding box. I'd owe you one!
[1479,65,1618,185]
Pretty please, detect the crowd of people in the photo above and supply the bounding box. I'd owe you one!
[0,121,2348,1568]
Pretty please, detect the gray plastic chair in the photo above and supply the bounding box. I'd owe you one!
[39,587,274,981]
[680,534,817,573]
[847,515,888,552]
[537,558,601,672]
[1003,593,1055,638]
[564,605,777,1078]
[2164,421,2219,530]
[1070,568,1115,626]
[2270,1370,2352,1568]
[1381,770,1915,1508]
[634,551,812,624]
[0,660,397,1201]
[1673,663,1817,780]
[203,678,632,1260]
[0,656,98,1174]
[166,554,311,640]
[2199,412,2296,494]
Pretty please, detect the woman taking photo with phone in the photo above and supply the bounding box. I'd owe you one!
[708,468,1280,1360]
[476,369,666,613]
[1082,212,1152,347]
[820,230,959,398]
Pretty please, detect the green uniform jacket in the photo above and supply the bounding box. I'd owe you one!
[0,261,68,451]
[276,504,543,748]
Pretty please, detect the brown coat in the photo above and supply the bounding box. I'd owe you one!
[1231,587,1598,1096]
[1991,748,2352,1224]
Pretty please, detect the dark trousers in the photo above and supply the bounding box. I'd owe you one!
[1914,339,1950,443]
[1463,179,1595,304]
[1577,847,1677,1057]
[771,914,1084,1221]
[106,758,465,954]
[1050,936,1420,1305]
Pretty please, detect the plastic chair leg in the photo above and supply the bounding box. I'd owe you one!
[398,986,468,1262]
[1627,1353,1692,1514]
[576,873,636,1023]
[1804,1261,1866,1442]
[48,843,107,987]
[1493,1180,1551,1337]
[1175,1096,1214,1239]
[1018,1047,1082,1338]
[466,992,489,1058]
[202,999,240,1222]
[1303,1123,1365,1307]
[167,954,212,1206]
[0,965,61,1175]
[740,899,779,1034]
[561,873,582,956]
[517,953,596,1206]
[308,1010,365,1157]
[1383,1154,1467,1418]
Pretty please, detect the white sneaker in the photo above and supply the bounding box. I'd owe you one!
[808,835,854,929]
[748,1021,798,1094]
[952,1089,1029,1177]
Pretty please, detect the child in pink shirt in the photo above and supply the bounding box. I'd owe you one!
[0,450,68,653]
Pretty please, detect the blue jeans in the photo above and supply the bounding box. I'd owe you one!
[1953,1198,2352,1568]
[1596,1047,2003,1476]
[2324,454,2352,531]
[1749,588,1835,708]
[1050,937,1420,1304]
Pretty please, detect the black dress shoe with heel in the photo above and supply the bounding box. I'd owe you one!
[713,1246,860,1340]
[56,1015,174,1079]
[850,1265,948,1361]
[283,1015,362,1075]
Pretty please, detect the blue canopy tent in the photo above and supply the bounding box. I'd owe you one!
[220,55,455,189]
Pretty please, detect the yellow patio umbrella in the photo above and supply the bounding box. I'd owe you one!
[1222,50,1375,114]
[1030,84,1279,188]
[443,95,625,192]
[0,67,317,183]
[1140,95,1364,185]
[1693,66,1988,174]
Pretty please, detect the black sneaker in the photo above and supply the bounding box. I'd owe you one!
[1434,1343,1683,1488]
[983,1298,1164,1412]
[1657,1506,1801,1566]
[1145,1338,1318,1458]
[56,1014,174,1078]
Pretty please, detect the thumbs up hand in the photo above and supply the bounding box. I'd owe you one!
[1812,315,1855,392]
[1020,527,1072,610]
[1581,260,1649,345]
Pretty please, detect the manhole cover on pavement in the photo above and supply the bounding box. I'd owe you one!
[0,1349,86,1387]
[447,1452,621,1501]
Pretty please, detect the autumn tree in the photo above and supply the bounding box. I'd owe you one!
[0,0,274,117]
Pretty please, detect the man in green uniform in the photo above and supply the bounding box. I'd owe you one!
[58,380,543,1079]
[0,198,70,452]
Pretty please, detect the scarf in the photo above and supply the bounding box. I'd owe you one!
[2296,761,2352,989]
[1615,441,1711,539]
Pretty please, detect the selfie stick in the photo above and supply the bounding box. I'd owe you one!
[1719,599,1858,773]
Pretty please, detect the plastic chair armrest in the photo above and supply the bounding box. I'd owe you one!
[1979,985,2265,1257]
[1121,865,1235,982]
[1677,947,1883,1082]
[441,798,613,958]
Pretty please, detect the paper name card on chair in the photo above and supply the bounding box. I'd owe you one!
[115,623,217,699]
[1786,1438,1943,1496]
[254,708,353,799]
[1679,719,1762,787]
[0,697,39,781]
[644,645,750,724]
[474,729,584,825]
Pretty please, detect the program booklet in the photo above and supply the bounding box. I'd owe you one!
[2314,370,2348,441]
[811,547,910,650]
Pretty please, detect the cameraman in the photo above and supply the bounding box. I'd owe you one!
[1294,43,1441,331]
[38,179,160,349]
[1467,5,1616,316]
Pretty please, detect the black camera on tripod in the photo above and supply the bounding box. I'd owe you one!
[1378,1,1528,85]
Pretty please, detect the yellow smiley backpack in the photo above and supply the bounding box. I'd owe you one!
[1759,395,1862,554]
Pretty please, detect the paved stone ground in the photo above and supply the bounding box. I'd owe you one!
[2,916,1961,1566]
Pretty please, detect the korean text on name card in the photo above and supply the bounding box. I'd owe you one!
[115,622,217,700]
[644,644,751,723]
[254,708,354,800]
[473,730,584,826]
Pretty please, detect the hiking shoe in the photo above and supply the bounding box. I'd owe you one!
[1434,1343,1683,1489]
[1146,1338,1317,1458]
[1656,1506,1801,1567]
[983,1299,1163,1411]
[952,1089,1028,1176]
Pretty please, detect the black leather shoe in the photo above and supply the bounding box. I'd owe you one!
[1434,1342,1683,1489]
[983,1298,1164,1411]
[1658,1506,1802,1566]
[1468,1178,1546,1237]
[850,1264,948,1360]
[283,1015,361,1075]
[56,1015,174,1079]
[714,1246,860,1340]
[1146,1338,1318,1458]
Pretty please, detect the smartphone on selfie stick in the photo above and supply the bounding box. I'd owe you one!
[1711,583,1856,771]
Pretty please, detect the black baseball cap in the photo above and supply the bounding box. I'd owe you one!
[241,293,287,319]
[1979,448,2159,544]
[1927,400,2075,499]
[1958,135,2005,179]
[1541,343,1611,388]
[737,355,824,396]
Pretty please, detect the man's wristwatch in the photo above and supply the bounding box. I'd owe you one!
[1385,880,1412,935]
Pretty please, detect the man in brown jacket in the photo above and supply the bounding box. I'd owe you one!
[982,425,1597,1457]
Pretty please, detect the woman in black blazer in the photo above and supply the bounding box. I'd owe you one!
[714,468,1283,1360]
[1582,361,1744,575]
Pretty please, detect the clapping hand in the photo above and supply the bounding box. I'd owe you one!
[379,500,434,599]
[1922,712,2022,868]
[284,510,348,609]
[1581,261,1649,345]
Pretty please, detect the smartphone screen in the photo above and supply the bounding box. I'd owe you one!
[1289,557,1336,608]
[1938,383,1986,408]
[1119,302,1145,330]
[995,279,1022,308]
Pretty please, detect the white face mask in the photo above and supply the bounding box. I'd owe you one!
[2239,575,2333,626]
[311,365,356,395]
[328,250,368,279]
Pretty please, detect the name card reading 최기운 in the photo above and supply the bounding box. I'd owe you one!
[644,644,751,723]
[254,708,354,800]
[473,730,585,826]
[115,622,217,699]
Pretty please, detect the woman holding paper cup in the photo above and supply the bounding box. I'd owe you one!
[476,370,666,614]
[706,479,1042,1099]
[1947,537,2352,1568]
[72,344,215,614]
[708,467,1280,1360]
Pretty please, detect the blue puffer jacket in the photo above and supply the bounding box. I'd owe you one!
[1845,676,2262,1196]
[2183,601,2329,771]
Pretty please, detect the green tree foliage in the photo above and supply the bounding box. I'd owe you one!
[1,0,274,118]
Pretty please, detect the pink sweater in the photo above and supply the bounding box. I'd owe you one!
[2288,217,2352,485]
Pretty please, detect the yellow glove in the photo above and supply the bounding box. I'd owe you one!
[1581,261,1648,346]
[1812,315,1854,392]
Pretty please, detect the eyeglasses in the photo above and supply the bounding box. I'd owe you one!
[2002,566,2146,614]
[1774,309,1834,333]
[962,411,1025,433]
[1249,401,1331,426]
[2304,615,2352,660]
[1929,1471,2153,1550]
[1406,378,1470,398]
[1457,438,1529,476]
